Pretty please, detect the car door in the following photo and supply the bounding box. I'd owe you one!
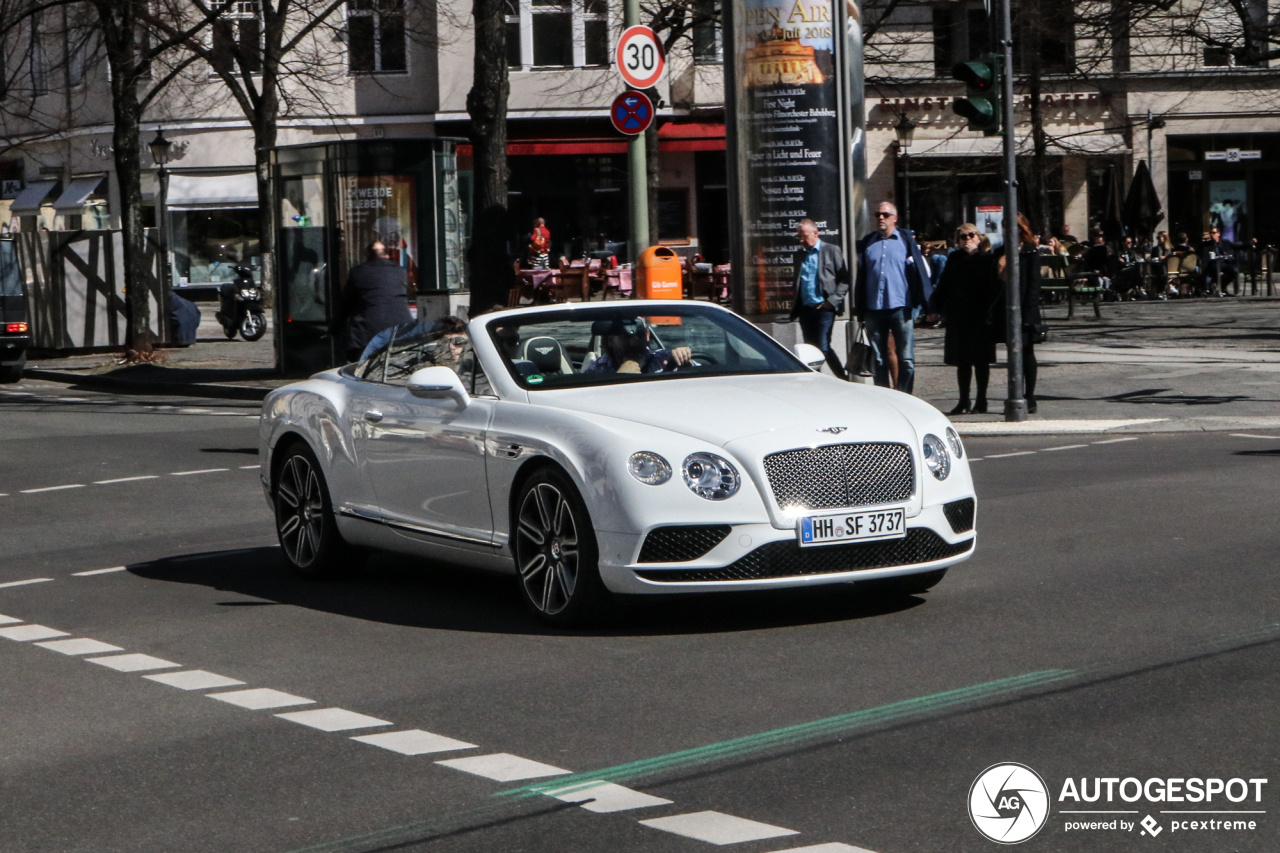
[354,327,496,547]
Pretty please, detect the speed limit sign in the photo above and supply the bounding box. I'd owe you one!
[615,25,665,89]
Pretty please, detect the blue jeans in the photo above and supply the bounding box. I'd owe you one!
[796,305,846,379]
[862,307,915,392]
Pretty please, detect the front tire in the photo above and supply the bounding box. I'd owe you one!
[0,353,23,383]
[513,467,606,625]
[240,310,267,341]
[274,443,353,578]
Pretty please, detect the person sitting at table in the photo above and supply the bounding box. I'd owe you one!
[584,318,692,374]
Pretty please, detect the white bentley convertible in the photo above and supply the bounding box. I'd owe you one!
[260,301,976,624]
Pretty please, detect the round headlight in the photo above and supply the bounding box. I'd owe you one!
[682,452,740,500]
[628,451,672,485]
[923,434,951,480]
[946,427,964,459]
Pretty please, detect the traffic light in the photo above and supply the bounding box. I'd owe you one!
[951,55,1001,136]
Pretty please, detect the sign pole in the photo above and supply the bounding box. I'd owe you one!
[623,0,649,267]
[999,0,1026,422]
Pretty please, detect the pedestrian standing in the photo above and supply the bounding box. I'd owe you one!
[994,214,1044,413]
[928,224,998,414]
[853,201,933,392]
[527,217,551,269]
[332,241,414,363]
[788,218,850,379]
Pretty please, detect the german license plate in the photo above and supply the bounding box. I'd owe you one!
[798,508,907,547]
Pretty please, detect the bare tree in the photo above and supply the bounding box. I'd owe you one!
[465,0,510,314]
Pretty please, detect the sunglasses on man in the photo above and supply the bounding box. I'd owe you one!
[876,211,895,218]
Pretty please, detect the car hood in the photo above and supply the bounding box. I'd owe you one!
[530,373,921,448]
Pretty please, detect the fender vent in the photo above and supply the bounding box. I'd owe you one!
[637,525,732,563]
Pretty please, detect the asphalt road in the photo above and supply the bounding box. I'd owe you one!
[1,380,1276,852]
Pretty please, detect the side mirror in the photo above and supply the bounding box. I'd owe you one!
[793,343,826,371]
[406,366,469,408]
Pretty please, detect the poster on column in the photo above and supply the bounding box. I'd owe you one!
[339,174,419,288]
[731,0,843,314]
[1208,181,1247,244]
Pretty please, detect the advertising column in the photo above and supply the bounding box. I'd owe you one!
[726,0,847,316]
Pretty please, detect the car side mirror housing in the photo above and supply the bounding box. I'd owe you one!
[406,366,470,407]
[793,343,826,371]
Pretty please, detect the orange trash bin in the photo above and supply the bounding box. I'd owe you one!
[635,246,683,300]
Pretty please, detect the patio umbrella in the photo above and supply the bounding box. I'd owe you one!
[1122,159,1165,241]
[1100,165,1126,243]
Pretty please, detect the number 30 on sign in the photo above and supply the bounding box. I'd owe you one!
[615,25,665,89]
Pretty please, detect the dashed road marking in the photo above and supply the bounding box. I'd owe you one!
[543,781,673,813]
[72,567,127,576]
[87,653,181,672]
[171,468,230,476]
[144,670,246,690]
[94,475,159,485]
[1043,444,1089,451]
[0,614,20,624]
[20,484,85,493]
[0,578,54,589]
[1230,433,1280,439]
[1093,437,1139,444]
[436,753,572,782]
[276,708,394,732]
[986,451,1036,458]
[764,844,879,853]
[239,464,261,469]
[0,624,70,641]
[36,638,124,655]
[351,729,478,756]
[640,811,800,844]
[208,687,315,710]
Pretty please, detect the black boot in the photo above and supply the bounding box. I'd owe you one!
[973,399,988,414]
[948,401,972,415]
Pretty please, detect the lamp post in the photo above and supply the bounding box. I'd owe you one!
[1145,110,1166,168]
[894,113,917,230]
[149,128,173,318]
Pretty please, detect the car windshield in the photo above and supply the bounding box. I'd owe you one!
[486,304,806,389]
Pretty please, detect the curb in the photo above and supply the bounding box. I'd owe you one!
[24,369,277,401]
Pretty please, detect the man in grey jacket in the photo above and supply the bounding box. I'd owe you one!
[788,218,850,379]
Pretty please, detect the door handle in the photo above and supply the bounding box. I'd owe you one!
[364,410,383,423]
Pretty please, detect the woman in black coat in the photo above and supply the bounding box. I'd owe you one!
[929,223,999,414]
[994,214,1045,413]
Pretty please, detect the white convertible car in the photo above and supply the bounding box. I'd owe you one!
[260,301,976,624]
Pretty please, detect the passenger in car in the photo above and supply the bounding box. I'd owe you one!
[584,318,692,374]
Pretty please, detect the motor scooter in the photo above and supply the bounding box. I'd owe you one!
[216,265,267,342]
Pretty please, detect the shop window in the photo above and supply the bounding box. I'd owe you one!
[349,0,407,74]
[657,189,689,243]
[692,0,721,64]
[171,208,262,286]
[212,1,263,74]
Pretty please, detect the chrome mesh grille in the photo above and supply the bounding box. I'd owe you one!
[763,442,914,510]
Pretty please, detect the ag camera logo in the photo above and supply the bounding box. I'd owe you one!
[969,763,1050,844]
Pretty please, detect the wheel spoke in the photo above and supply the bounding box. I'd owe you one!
[540,562,556,612]
[517,517,546,546]
[520,552,547,579]
[278,462,301,508]
[534,484,556,531]
[556,561,576,601]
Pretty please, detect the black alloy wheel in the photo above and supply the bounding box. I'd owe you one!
[513,467,606,625]
[274,443,353,578]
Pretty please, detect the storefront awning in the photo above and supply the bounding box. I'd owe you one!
[52,176,105,210]
[10,179,58,214]
[167,172,259,208]
[456,123,728,158]
[905,133,1130,158]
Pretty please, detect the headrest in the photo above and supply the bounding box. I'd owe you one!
[520,336,566,374]
[590,317,648,337]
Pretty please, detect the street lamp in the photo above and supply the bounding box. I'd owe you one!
[150,128,174,327]
[1145,110,1166,167]
[894,114,917,229]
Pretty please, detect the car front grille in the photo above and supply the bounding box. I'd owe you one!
[637,525,732,563]
[763,442,914,511]
[943,498,976,533]
[634,529,972,583]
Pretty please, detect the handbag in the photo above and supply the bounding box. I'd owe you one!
[848,323,875,377]
[1028,323,1049,344]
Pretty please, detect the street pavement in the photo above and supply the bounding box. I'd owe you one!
[1,379,1277,851]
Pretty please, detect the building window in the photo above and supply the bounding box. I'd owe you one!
[505,0,522,67]
[692,0,721,64]
[510,0,613,70]
[29,13,49,95]
[930,4,991,76]
[349,0,407,73]
[212,1,262,74]
[532,0,573,67]
[583,0,608,66]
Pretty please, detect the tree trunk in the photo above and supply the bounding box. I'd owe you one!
[465,0,511,316]
[255,27,282,306]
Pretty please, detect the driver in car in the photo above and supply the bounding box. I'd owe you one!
[585,318,692,374]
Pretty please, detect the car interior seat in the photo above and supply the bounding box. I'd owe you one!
[518,336,575,375]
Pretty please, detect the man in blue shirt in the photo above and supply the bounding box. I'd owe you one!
[788,219,850,379]
[854,202,933,392]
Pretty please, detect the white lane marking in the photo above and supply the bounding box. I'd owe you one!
[542,781,673,813]
[275,708,394,732]
[36,638,124,655]
[87,653,181,672]
[640,811,800,845]
[179,408,211,413]
[94,476,159,485]
[1043,444,1089,451]
[1093,437,1139,444]
[0,624,70,641]
[72,567,127,576]
[0,614,20,624]
[1230,433,1280,439]
[20,484,85,493]
[986,451,1036,459]
[435,753,572,782]
[239,464,261,469]
[207,688,315,710]
[144,670,246,690]
[351,729,478,756]
[170,468,230,476]
[0,577,53,589]
[757,840,880,845]
[967,458,983,462]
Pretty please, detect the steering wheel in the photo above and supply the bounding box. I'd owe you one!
[675,352,717,370]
